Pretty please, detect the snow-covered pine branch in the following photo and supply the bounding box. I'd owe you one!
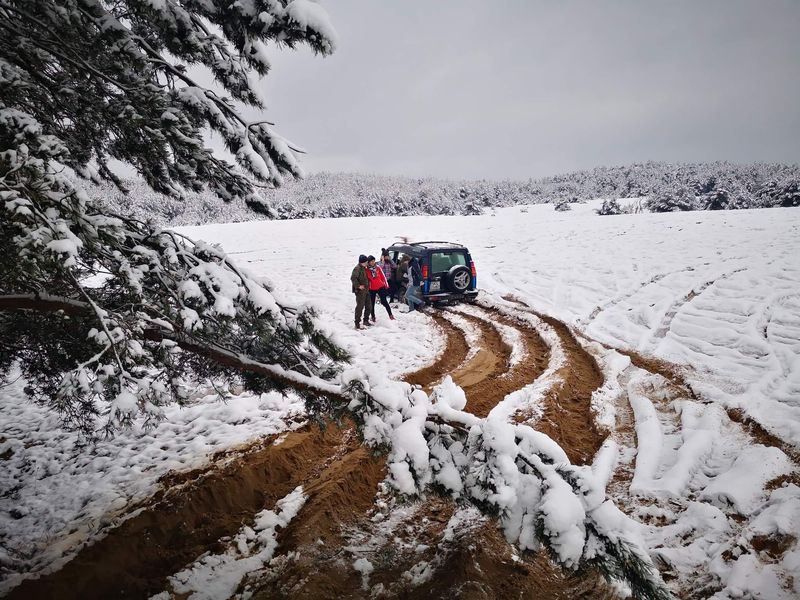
[0,114,347,434]
[0,0,343,435]
[339,372,673,600]
[0,0,337,204]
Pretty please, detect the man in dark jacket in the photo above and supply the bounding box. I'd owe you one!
[351,254,371,329]
[405,256,425,311]
[395,255,410,300]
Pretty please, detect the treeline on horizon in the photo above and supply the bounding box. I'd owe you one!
[90,161,800,226]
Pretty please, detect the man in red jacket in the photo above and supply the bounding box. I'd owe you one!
[365,255,395,322]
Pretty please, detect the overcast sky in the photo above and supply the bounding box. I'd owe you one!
[243,0,799,180]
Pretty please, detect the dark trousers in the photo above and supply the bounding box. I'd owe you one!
[368,288,393,319]
[354,290,369,324]
[387,280,399,302]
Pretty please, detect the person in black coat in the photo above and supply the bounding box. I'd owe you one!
[404,257,424,311]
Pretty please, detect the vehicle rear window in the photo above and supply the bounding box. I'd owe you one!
[431,251,467,273]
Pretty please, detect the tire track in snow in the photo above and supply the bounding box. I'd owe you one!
[585,271,670,323]
[578,328,800,466]
[579,266,699,326]
[572,325,799,598]
[498,294,606,464]
[13,303,613,600]
[7,314,474,600]
[647,267,747,347]
[244,306,614,600]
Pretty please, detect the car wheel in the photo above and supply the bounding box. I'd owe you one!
[446,265,471,293]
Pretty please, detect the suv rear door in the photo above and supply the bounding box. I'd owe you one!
[426,250,470,293]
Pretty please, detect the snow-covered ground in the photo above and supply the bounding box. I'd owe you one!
[2,201,798,597]
[179,201,799,446]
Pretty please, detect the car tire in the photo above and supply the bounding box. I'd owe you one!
[446,265,471,293]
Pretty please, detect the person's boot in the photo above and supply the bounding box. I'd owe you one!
[363,320,373,326]
[389,313,395,320]
[355,321,362,330]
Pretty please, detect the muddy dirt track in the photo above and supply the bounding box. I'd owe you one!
[9,303,614,600]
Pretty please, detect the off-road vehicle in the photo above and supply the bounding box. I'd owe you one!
[385,241,478,305]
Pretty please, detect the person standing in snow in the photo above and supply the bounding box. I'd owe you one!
[395,255,410,300]
[379,250,398,302]
[351,254,371,329]
[405,256,425,311]
[366,255,395,321]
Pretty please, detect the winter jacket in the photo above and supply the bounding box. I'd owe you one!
[366,264,389,291]
[351,264,368,293]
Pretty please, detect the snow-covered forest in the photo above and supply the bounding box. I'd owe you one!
[90,161,800,226]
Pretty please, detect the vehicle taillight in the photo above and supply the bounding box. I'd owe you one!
[421,264,429,279]
[470,261,476,276]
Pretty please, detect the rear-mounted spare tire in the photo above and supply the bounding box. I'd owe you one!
[446,265,471,292]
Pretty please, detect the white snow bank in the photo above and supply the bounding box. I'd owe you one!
[700,446,793,515]
[166,486,306,599]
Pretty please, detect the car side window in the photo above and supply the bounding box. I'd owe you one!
[431,252,467,273]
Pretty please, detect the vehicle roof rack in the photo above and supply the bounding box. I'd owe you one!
[409,241,464,247]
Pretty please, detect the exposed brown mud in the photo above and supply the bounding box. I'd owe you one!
[750,533,796,561]
[249,306,613,600]
[725,408,800,465]
[11,304,615,600]
[411,522,616,600]
[404,313,470,391]
[450,313,506,392]
[7,424,362,600]
[8,314,471,600]
[455,309,549,418]
[501,296,606,465]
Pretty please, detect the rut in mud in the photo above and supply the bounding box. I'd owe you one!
[247,304,610,600]
[8,313,470,600]
[11,303,611,600]
[500,295,605,463]
[7,424,376,600]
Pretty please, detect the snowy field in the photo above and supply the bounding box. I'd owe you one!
[2,201,799,597]
[179,201,799,446]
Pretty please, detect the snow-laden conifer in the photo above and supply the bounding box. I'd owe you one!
[596,198,624,215]
[1,0,343,433]
[554,198,572,211]
[340,371,673,599]
[645,184,697,213]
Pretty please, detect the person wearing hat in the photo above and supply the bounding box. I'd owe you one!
[351,254,371,329]
[379,250,398,302]
[365,255,395,322]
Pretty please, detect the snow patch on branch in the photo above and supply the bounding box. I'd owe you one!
[285,0,339,53]
[342,369,670,597]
